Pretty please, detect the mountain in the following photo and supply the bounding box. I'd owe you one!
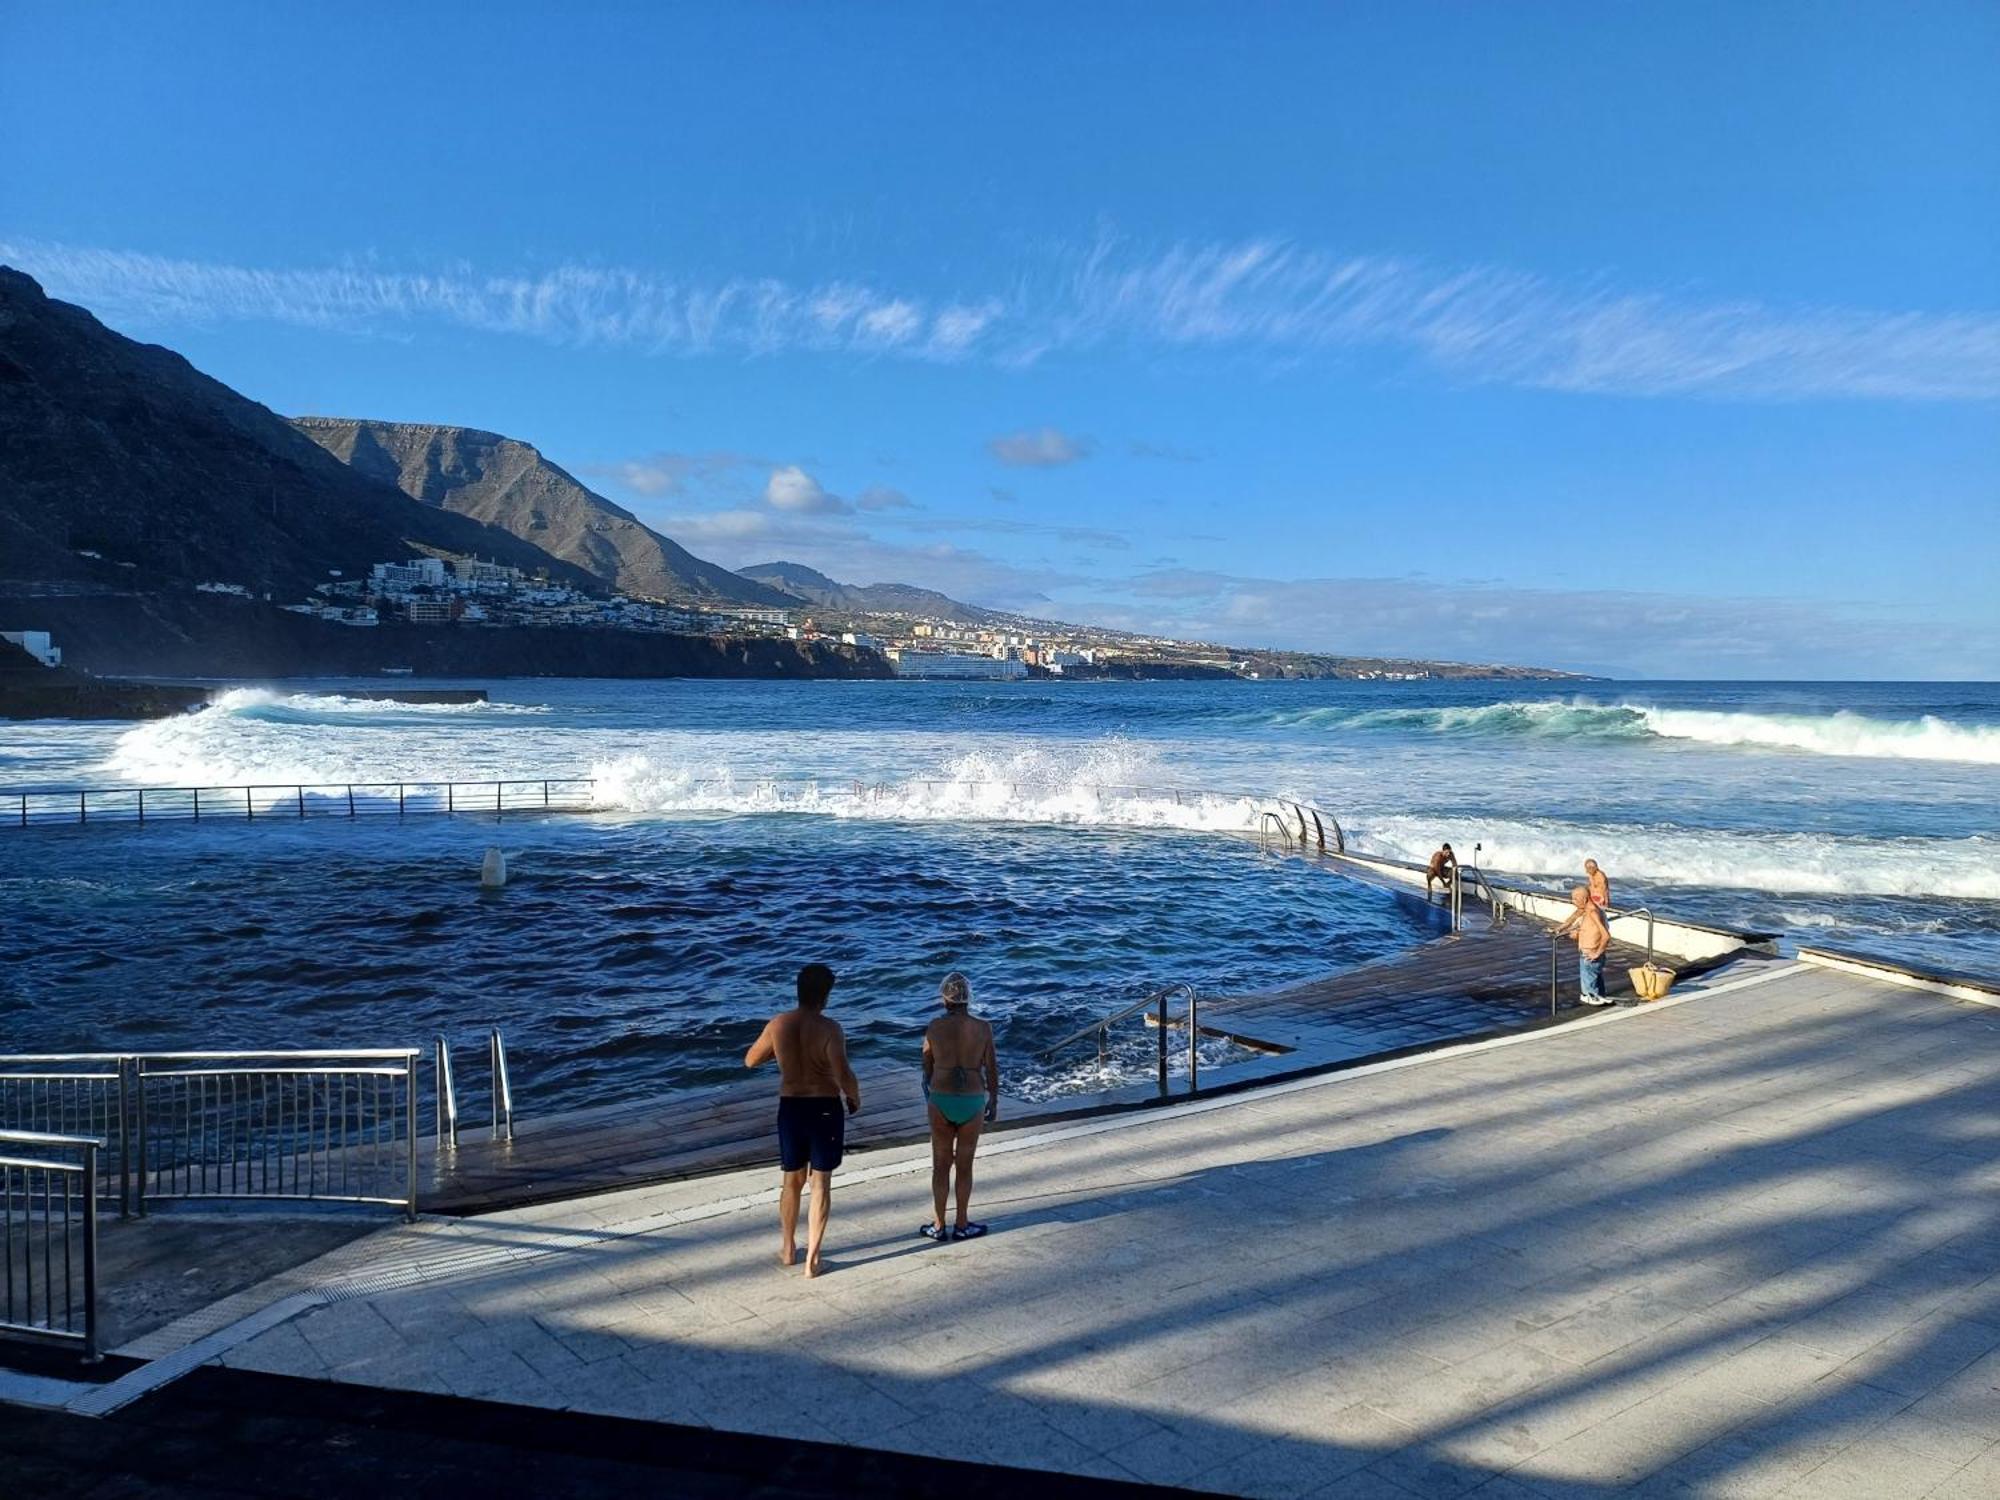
[734,561,993,623]
[293,418,794,607]
[0,267,589,594]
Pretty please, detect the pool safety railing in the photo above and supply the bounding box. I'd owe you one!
[0,1050,424,1220]
[1040,982,1202,1099]
[0,1056,131,1212]
[134,1052,421,1218]
[0,1129,101,1362]
[3,778,596,828]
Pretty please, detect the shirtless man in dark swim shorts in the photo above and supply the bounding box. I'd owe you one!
[746,963,861,1277]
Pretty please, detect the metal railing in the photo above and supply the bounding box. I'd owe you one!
[1615,907,1657,967]
[0,1056,130,1212]
[134,1052,420,1218]
[1464,855,1507,930]
[2,778,595,829]
[1546,906,1656,1016]
[434,1030,513,1152]
[1040,983,1202,1099]
[490,1029,514,1140]
[1,1129,100,1362]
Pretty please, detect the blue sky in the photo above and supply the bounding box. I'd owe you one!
[3,1,1995,677]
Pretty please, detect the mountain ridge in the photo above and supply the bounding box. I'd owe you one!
[0,267,591,594]
[294,417,794,607]
[734,561,995,624]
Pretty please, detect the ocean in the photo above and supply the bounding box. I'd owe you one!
[2,677,1994,1109]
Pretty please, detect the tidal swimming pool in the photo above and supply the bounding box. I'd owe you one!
[0,812,1433,1111]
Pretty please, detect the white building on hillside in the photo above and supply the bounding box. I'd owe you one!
[371,558,449,591]
[1,630,61,667]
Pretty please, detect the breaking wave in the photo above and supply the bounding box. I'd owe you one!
[204,688,550,720]
[1231,699,2000,764]
[590,742,1280,834]
[102,689,544,786]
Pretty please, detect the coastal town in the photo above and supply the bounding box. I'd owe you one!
[262,555,1552,682]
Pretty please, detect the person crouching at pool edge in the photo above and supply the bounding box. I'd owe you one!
[1555,887,1615,1006]
[745,962,861,1277]
[921,970,998,1242]
[1425,842,1456,898]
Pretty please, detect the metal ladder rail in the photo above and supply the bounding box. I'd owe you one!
[433,1030,514,1145]
[1038,982,1202,1099]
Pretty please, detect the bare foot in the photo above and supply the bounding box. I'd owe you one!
[778,1243,797,1268]
[805,1254,824,1278]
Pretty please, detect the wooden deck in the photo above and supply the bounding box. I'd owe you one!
[421,904,1739,1215]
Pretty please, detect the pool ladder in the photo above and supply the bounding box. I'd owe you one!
[434,1028,514,1148]
[1039,982,1203,1098]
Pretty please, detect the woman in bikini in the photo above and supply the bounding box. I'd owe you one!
[920,971,998,1242]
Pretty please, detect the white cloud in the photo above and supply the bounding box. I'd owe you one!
[987,426,1094,467]
[9,233,1997,401]
[763,465,849,514]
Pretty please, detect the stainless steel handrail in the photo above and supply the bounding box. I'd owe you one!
[1038,982,1202,1100]
[0,1128,101,1362]
[0,1057,132,1214]
[435,1037,459,1149]
[1608,907,1657,967]
[490,1029,514,1140]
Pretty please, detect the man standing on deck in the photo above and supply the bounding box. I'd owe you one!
[1556,887,1614,1006]
[745,963,861,1278]
[1585,858,1611,913]
[1425,842,1457,898]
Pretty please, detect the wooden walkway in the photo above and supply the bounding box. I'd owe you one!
[421,905,1738,1214]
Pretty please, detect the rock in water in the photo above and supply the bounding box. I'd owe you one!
[480,847,508,889]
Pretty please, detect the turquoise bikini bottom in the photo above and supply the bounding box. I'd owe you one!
[928,1091,986,1127]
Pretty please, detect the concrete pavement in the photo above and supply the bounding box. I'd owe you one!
[208,962,2000,1497]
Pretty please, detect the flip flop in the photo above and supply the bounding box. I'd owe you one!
[952,1222,988,1241]
[919,1224,950,1240]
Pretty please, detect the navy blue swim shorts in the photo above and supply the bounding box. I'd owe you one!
[776,1095,845,1172]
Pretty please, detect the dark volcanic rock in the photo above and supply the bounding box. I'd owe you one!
[0,636,207,720]
[5,592,891,682]
[0,267,589,595]
[293,418,794,607]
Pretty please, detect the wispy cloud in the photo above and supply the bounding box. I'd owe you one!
[986,425,1094,467]
[855,484,915,512]
[7,234,1998,401]
[582,450,757,498]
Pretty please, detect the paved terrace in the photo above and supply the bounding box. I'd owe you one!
[36,961,2000,1496]
[423,907,1695,1213]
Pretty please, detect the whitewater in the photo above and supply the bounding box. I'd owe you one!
[3,676,1998,976]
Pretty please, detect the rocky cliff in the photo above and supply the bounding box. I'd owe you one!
[0,267,589,595]
[294,418,793,607]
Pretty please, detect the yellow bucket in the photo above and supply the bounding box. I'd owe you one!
[1629,964,1677,1001]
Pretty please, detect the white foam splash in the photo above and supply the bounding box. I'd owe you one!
[590,743,1277,833]
[1354,813,2000,901]
[205,688,549,718]
[102,689,538,786]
